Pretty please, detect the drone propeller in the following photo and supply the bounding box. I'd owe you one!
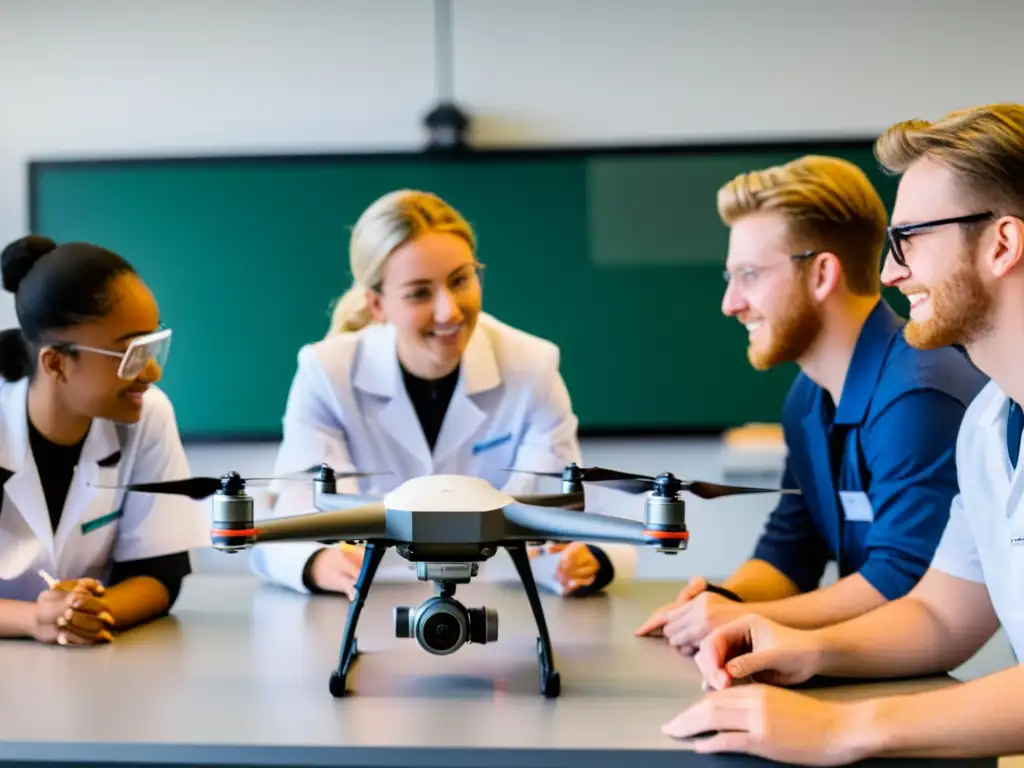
[90,469,384,501]
[510,464,798,499]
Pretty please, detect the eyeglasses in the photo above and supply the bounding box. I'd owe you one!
[886,212,995,267]
[722,250,818,287]
[51,327,172,380]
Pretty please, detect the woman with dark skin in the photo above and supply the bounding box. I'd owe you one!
[0,235,209,646]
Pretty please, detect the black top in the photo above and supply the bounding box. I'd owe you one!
[28,417,86,533]
[23,416,191,609]
[401,362,460,452]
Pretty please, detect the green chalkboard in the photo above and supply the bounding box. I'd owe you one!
[28,142,904,441]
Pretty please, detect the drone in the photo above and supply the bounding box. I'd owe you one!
[107,463,798,698]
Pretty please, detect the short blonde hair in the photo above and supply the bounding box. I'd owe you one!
[717,154,887,295]
[326,189,476,335]
[875,102,1024,215]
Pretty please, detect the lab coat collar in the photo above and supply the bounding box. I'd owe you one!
[351,318,503,471]
[980,384,1011,428]
[833,300,904,426]
[0,377,123,556]
[352,317,503,398]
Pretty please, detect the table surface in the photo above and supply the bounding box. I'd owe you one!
[0,572,999,767]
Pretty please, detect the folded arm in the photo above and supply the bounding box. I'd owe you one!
[0,600,35,637]
[104,551,192,628]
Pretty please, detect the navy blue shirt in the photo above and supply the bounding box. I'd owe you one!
[752,300,989,600]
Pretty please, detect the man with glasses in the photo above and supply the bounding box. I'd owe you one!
[659,105,1024,764]
[636,154,987,654]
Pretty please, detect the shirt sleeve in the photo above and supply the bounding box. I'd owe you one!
[112,391,212,563]
[751,458,831,593]
[857,389,969,600]
[248,346,363,594]
[928,492,985,583]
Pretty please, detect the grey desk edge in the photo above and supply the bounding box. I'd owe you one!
[0,741,999,767]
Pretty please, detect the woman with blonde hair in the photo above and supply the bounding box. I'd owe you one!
[250,189,636,598]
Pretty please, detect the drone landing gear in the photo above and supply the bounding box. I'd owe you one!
[329,541,386,698]
[505,544,561,698]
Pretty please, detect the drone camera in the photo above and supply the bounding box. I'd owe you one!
[210,487,256,553]
[394,596,498,655]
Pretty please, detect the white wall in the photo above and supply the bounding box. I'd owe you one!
[4,0,1024,330]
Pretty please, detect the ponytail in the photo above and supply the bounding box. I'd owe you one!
[0,328,33,381]
[325,282,375,337]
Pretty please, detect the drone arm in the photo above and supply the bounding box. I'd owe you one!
[502,502,649,546]
[231,502,388,545]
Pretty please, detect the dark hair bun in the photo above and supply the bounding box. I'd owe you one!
[1,235,57,294]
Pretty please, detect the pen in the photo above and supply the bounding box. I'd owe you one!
[38,569,58,589]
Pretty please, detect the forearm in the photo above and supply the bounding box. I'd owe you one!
[0,599,34,638]
[101,577,171,630]
[744,573,886,629]
[723,559,801,603]
[814,594,956,678]
[852,663,1024,759]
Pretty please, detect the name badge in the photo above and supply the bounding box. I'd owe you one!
[839,491,874,523]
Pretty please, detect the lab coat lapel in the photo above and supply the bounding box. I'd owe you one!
[53,417,122,560]
[353,324,432,475]
[1,379,52,555]
[432,326,501,466]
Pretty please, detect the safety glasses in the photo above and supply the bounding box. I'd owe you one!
[56,328,172,380]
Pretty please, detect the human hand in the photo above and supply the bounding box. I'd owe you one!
[634,575,709,636]
[693,614,823,691]
[33,580,113,646]
[661,683,872,766]
[555,542,600,594]
[310,544,364,599]
[662,591,748,655]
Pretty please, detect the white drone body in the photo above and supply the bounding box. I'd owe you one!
[383,474,516,513]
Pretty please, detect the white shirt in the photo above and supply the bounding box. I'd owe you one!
[0,377,211,602]
[249,312,639,594]
[930,380,1024,658]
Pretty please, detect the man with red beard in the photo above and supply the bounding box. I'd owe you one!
[659,104,1024,765]
[636,154,987,653]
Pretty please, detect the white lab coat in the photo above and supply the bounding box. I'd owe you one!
[250,312,638,594]
[0,377,211,602]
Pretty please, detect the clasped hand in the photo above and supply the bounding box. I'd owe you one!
[34,578,115,646]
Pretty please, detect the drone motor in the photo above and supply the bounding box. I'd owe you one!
[641,473,689,554]
[394,595,498,655]
[210,472,256,552]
